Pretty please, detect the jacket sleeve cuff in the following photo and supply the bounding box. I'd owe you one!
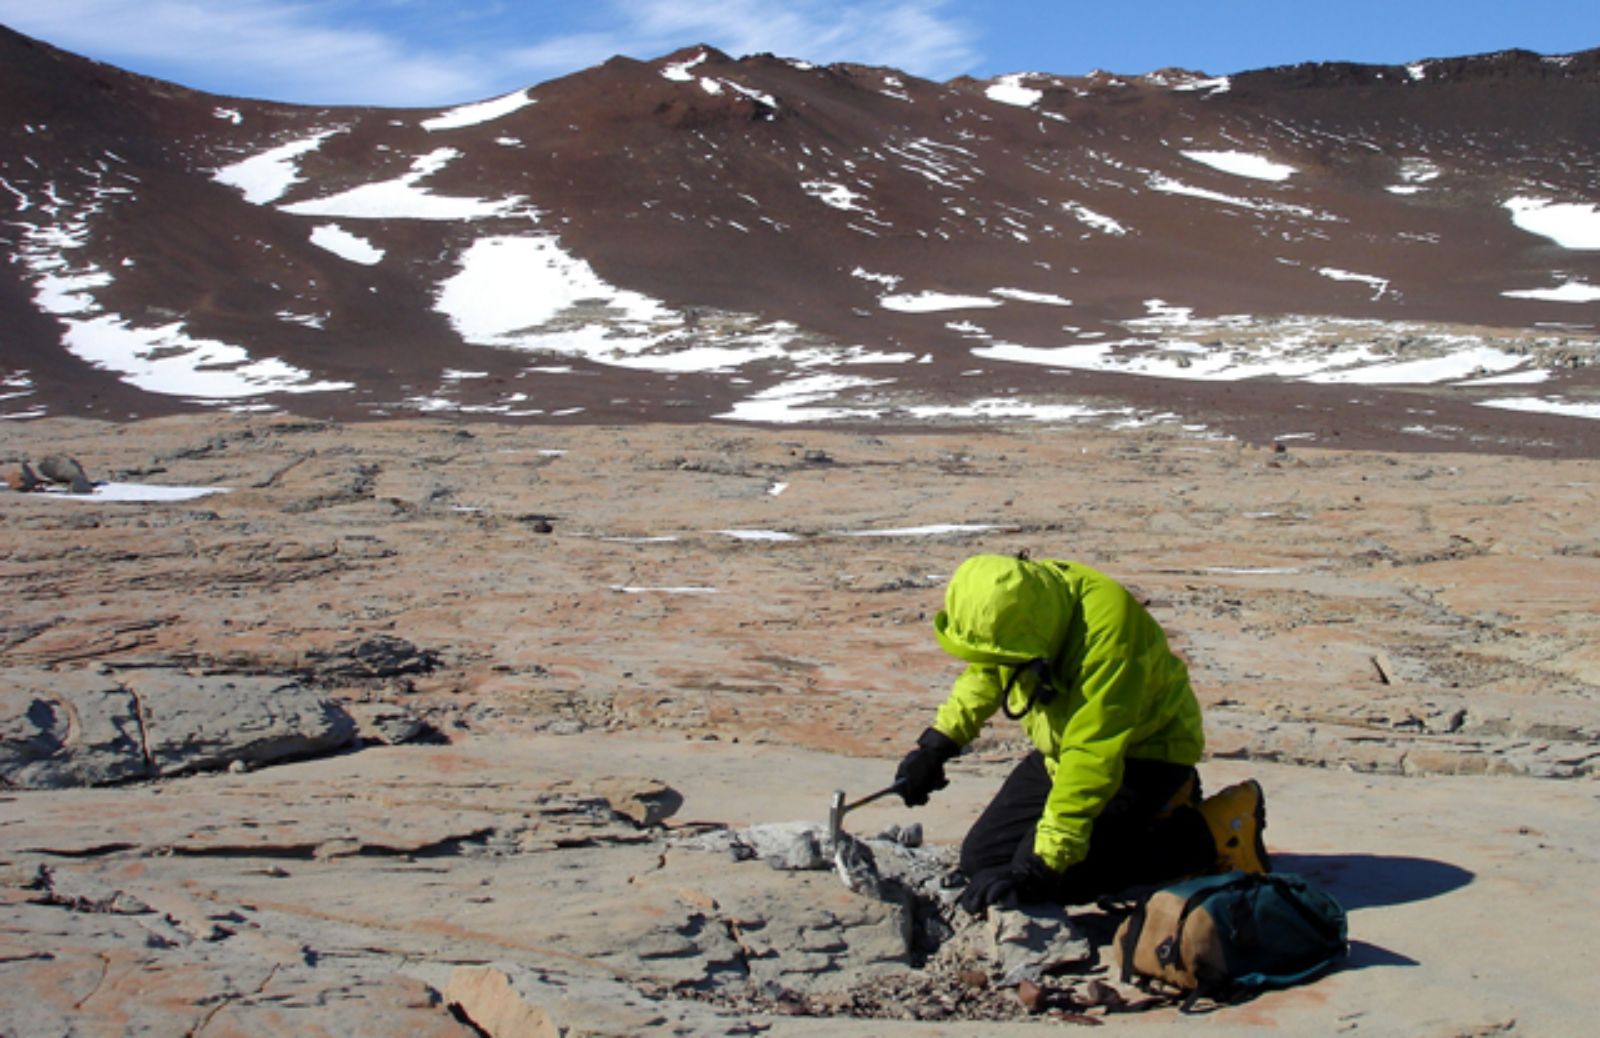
[917,727,962,760]
[1032,826,1086,872]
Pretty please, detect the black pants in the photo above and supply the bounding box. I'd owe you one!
[960,752,1215,904]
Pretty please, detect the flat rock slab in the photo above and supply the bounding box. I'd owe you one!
[0,905,474,1038]
[0,667,355,789]
[4,414,1600,1034]
[3,733,1600,1035]
[0,670,147,788]
[445,963,752,1037]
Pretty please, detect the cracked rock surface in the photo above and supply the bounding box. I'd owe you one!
[1,667,355,787]
[4,415,1600,1034]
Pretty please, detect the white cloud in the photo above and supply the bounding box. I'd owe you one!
[1,0,981,105]
[674,0,978,75]
[512,0,978,80]
[0,0,492,104]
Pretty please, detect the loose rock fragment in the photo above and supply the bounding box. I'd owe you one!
[833,833,880,892]
[5,462,43,492]
[38,454,93,493]
[347,702,429,746]
[988,903,1093,985]
[304,635,441,681]
[592,776,684,828]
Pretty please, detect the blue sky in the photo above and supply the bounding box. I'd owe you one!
[1,0,1595,106]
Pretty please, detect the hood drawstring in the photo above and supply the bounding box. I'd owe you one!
[1000,657,1058,720]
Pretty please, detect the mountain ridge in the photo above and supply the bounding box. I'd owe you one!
[3,24,1598,453]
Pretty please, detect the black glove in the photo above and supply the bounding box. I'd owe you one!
[957,851,1059,915]
[895,728,960,806]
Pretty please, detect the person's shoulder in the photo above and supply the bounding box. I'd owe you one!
[1045,559,1120,590]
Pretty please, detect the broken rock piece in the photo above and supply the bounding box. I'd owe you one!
[988,903,1093,987]
[347,702,429,746]
[732,821,831,870]
[833,832,881,893]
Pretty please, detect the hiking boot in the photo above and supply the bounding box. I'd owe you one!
[1199,779,1271,874]
[1154,771,1201,819]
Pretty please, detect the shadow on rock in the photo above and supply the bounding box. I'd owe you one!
[1271,852,1474,910]
[1345,938,1421,971]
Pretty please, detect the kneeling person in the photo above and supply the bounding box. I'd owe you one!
[894,554,1269,914]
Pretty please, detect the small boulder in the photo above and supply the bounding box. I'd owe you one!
[118,669,357,778]
[593,776,684,828]
[38,455,94,494]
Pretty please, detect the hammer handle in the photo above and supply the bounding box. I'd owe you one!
[844,779,906,813]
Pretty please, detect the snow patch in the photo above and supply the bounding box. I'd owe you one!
[47,307,353,399]
[1134,300,1196,326]
[1148,174,1321,218]
[881,292,1002,313]
[1063,202,1127,236]
[213,130,340,205]
[1480,397,1600,421]
[991,288,1072,307]
[281,148,526,221]
[436,235,670,345]
[309,224,384,265]
[422,89,535,131]
[840,524,1011,538]
[611,585,718,595]
[18,216,352,401]
[717,529,800,542]
[1502,281,1600,303]
[1399,158,1441,183]
[1317,267,1391,301]
[1170,76,1231,95]
[1182,150,1297,182]
[662,52,708,82]
[716,79,778,110]
[716,373,889,424]
[986,75,1043,108]
[1506,197,1600,249]
[1203,566,1302,575]
[434,235,858,375]
[44,482,230,503]
[802,181,868,211]
[852,268,903,290]
[902,399,1122,423]
[1306,345,1527,385]
[971,314,1543,389]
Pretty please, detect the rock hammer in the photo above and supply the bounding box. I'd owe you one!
[827,779,906,845]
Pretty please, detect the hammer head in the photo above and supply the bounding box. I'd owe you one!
[827,789,846,845]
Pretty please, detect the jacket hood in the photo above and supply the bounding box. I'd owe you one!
[933,555,1074,665]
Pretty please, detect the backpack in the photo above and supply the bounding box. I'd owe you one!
[1112,871,1348,1010]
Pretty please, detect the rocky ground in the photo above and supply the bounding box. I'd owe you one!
[3,413,1598,1035]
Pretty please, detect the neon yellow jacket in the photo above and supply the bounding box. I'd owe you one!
[931,555,1204,872]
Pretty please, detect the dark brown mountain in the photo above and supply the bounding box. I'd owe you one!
[3,25,1598,453]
